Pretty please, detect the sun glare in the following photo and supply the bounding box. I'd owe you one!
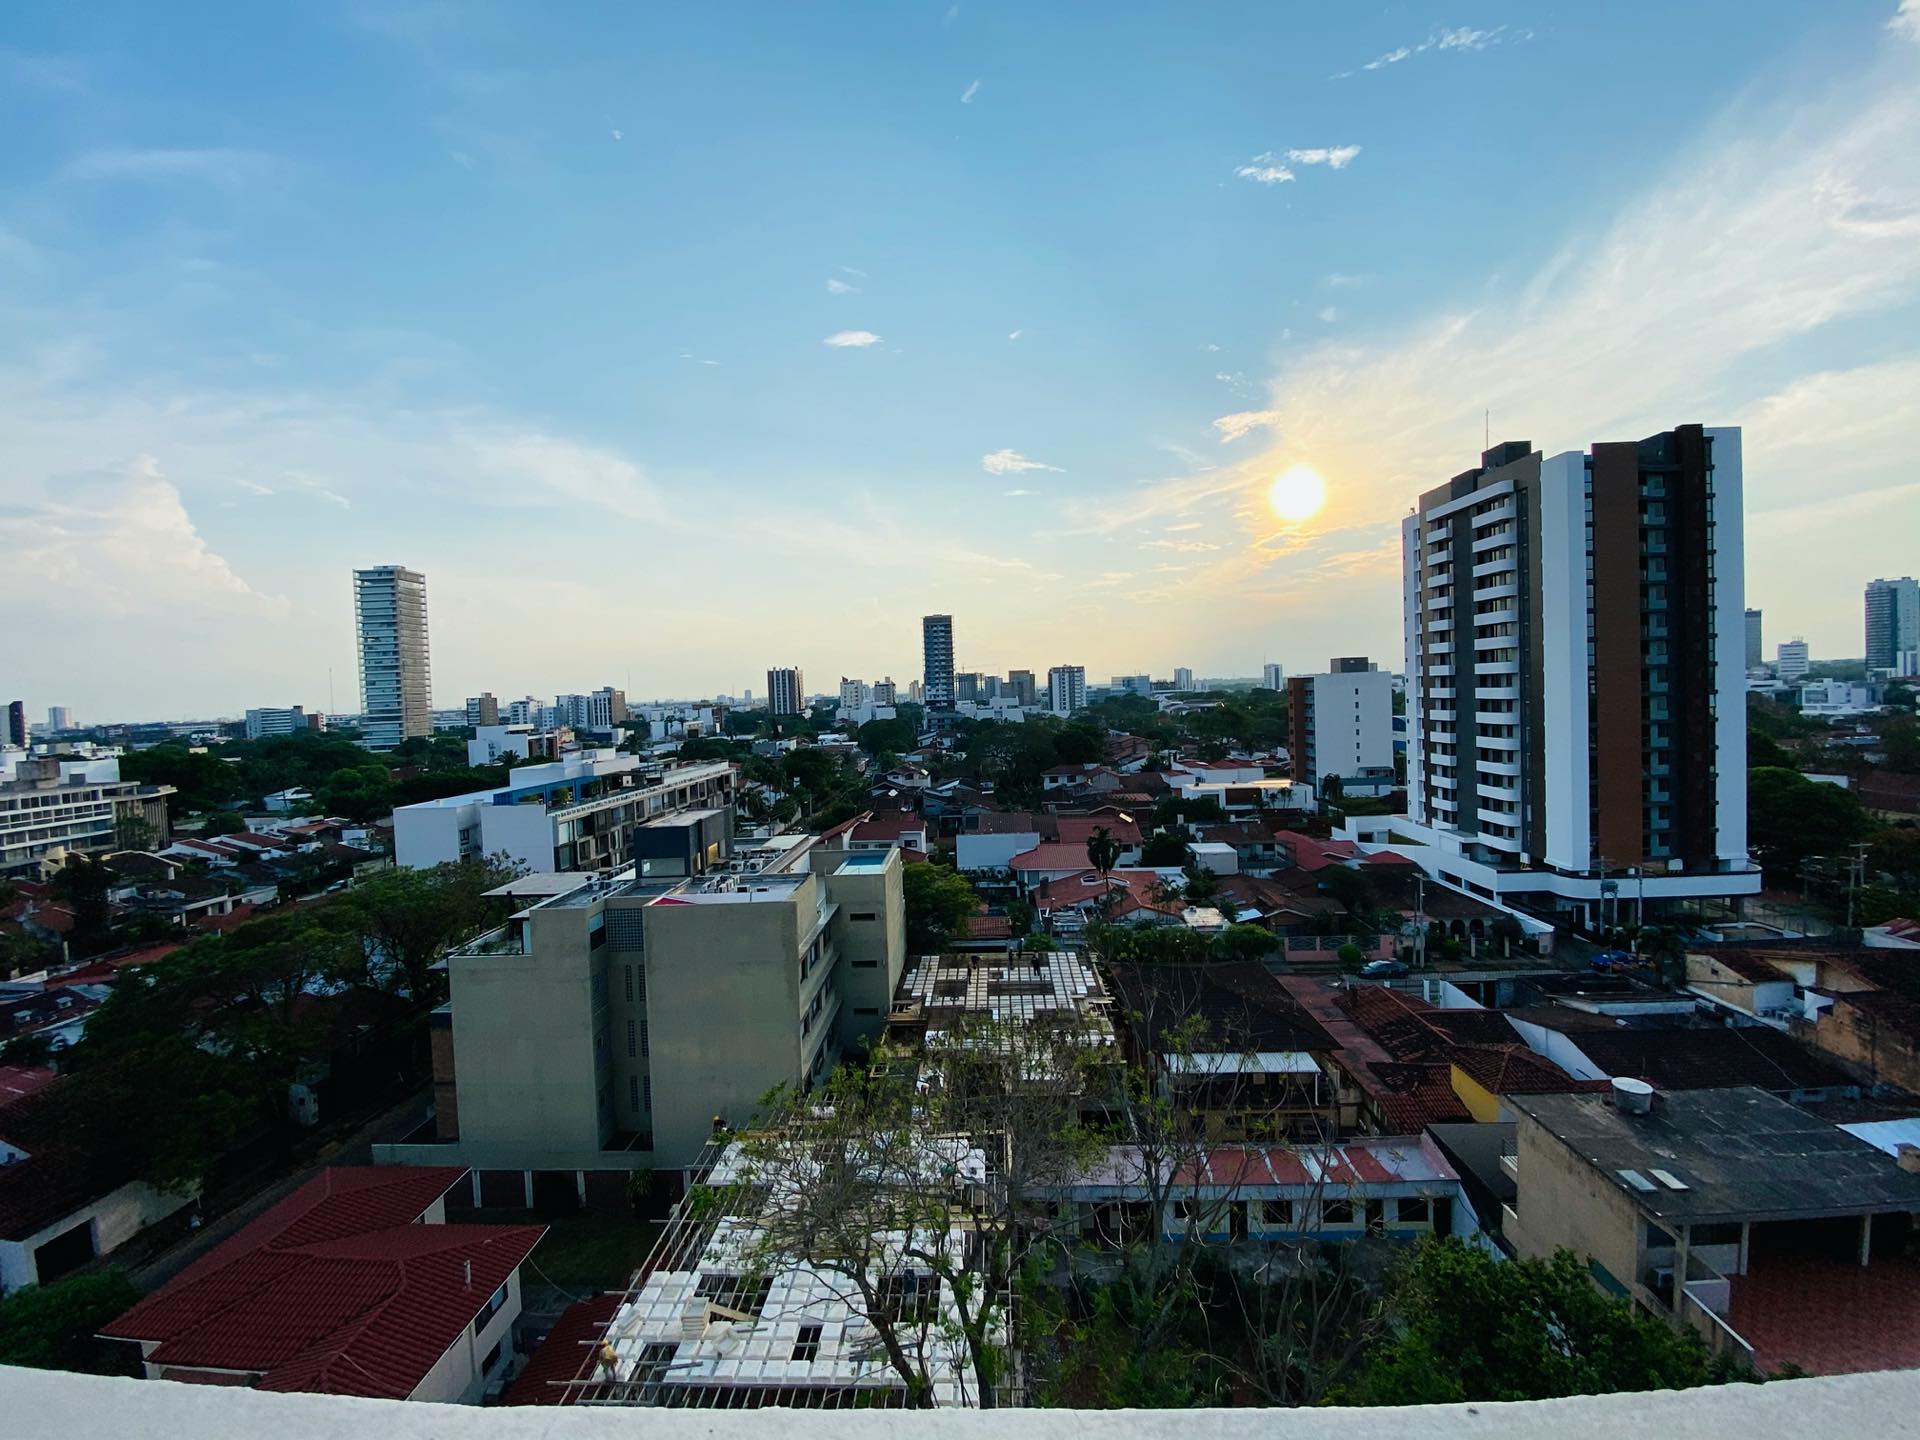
[1267,463,1327,524]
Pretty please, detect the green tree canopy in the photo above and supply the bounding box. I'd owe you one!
[1139,831,1192,868]
[1747,767,1869,872]
[1353,1239,1717,1404]
[903,864,978,954]
[1209,924,1278,963]
[0,1270,142,1374]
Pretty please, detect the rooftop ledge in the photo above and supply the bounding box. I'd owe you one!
[8,1366,1919,1439]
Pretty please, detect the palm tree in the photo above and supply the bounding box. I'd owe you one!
[1086,825,1122,880]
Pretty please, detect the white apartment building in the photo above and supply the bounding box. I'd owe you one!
[1286,668,1395,795]
[1112,674,1153,697]
[1262,662,1285,690]
[1173,667,1196,691]
[837,677,870,711]
[0,755,174,877]
[766,668,805,716]
[1047,665,1087,715]
[871,678,898,705]
[1776,639,1810,680]
[354,565,432,751]
[1799,680,1881,719]
[1383,427,1755,923]
[244,706,309,740]
[392,755,737,874]
[553,688,628,732]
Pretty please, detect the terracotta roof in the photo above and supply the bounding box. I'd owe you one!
[105,1166,543,1400]
[1449,1044,1609,1097]
[848,811,926,842]
[1010,842,1115,873]
[966,914,1014,940]
[0,1064,57,1108]
[1052,814,1144,845]
[500,1293,622,1405]
[195,903,261,934]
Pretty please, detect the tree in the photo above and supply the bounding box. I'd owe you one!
[1747,767,1868,872]
[205,810,248,836]
[1180,863,1221,904]
[317,764,396,823]
[1139,831,1191,868]
[1351,1238,1717,1404]
[1318,864,1375,916]
[1209,924,1278,963]
[51,854,114,957]
[1335,942,1364,969]
[857,717,917,757]
[1746,728,1796,771]
[0,1270,142,1374]
[1086,825,1122,880]
[903,864,978,954]
[323,858,518,1008]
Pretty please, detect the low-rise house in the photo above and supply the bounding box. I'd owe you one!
[102,1166,544,1403]
[1505,1086,1920,1376]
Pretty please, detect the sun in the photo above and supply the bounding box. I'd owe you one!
[1268,463,1327,524]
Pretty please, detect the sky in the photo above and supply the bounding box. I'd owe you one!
[4,1,1919,722]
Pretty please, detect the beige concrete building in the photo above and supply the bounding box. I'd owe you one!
[381,836,906,1191]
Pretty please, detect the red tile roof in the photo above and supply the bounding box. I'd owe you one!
[1009,842,1112,873]
[500,1294,623,1405]
[1728,1252,1920,1375]
[194,903,260,934]
[848,811,927,842]
[1052,815,1144,845]
[0,1064,56,1108]
[105,1166,543,1400]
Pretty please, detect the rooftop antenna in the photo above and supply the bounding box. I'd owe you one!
[1484,408,1490,452]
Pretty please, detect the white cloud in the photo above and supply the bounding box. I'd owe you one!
[982,448,1062,475]
[1318,306,1340,323]
[1213,409,1282,443]
[1002,488,1036,497]
[1008,328,1023,341]
[1234,156,1295,185]
[823,330,882,347]
[610,128,623,141]
[1142,538,1222,553]
[61,147,273,185]
[960,79,981,104]
[943,4,961,27]
[1338,24,1512,78]
[826,277,858,294]
[0,455,288,619]
[1286,146,1361,169]
[838,264,867,278]
[1896,0,1920,40]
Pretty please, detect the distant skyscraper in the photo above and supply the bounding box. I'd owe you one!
[922,615,955,708]
[5,701,24,747]
[872,678,897,705]
[245,706,309,740]
[1401,427,1751,918]
[1047,665,1087,715]
[1776,638,1810,680]
[46,706,74,731]
[838,677,869,711]
[955,671,982,703]
[1865,577,1920,676]
[353,565,432,751]
[1744,608,1763,671]
[466,693,500,727]
[1007,669,1037,706]
[1172,667,1195,691]
[766,667,805,716]
[1262,663,1285,690]
[1113,674,1153,697]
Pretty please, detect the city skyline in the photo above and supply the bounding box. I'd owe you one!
[5,3,1920,719]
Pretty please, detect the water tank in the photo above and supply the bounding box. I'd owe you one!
[1612,1076,1654,1115]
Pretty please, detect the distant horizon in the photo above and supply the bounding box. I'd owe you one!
[6,2,1918,717]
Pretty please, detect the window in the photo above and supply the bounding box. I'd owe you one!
[1260,1199,1293,1226]
[639,1016,649,1057]
[624,965,634,1004]
[643,1075,652,1109]
[791,1324,823,1362]
[853,956,878,968]
[473,1280,510,1334]
[629,1074,640,1112]
[1172,1199,1195,1221]
[696,1272,775,1316]
[627,1019,637,1059]
[481,1340,503,1374]
[855,1006,879,1016]
[850,912,878,922]
[1321,1199,1354,1225]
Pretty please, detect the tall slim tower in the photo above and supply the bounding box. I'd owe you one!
[353,566,432,751]
[1865,578,1920,676]
[1401,426,1748,917]
[4,701,24,747]
[1743,608,1763,672]
[766,668,805,716]
[922,614,955,709]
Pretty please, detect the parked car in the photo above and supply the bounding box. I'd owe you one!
[1360,959,1409,978]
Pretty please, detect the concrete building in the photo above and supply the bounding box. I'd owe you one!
[1799,680,1880,719]
[1047,665,1087,715]
[1172,667,1196,692]
[765,668,805,717]
[466,693,501,727]
[554,689,628,732]
[922,614,955,708]
[1262,663,1285,691]
[0,756,175,878]
[1775,638,1810,680]
[1287,665,1395,797]
[354,565,432,751]
[1744,609,1763,672]
[46,707,74,732]
[1865,577,1920,677]
[381,839,906,1179]
[244,706,309,741]
[392,755,736,874]
[6,703,24,748]
[1391,428,1755,924]
[954,671,983,703]
[1007,668,1038,706]
[871,677,897,705]
[1112,674,1154,698]
[837,677,869,712]
[1505,1086,1920,1376]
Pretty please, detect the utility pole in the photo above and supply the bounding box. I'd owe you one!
[1846,842,1871,929]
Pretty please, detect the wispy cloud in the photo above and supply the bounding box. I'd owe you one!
[943,3,961,27]
[2,46,90,94]
[1286,146,1361,169]
[823,330,882,348]
[1008,328,1023,341]
[982,448,1062,475]
[1214,409,1282,443]
[960,78,981,104]
[826,277,859,294]
[1002,488,1036,497]
[610,128,623,141]
[1142,538,1222,553]
[61,146,275,185]
[1234,156,1294,185]
[1318,307,1340,324]
[1896,0,1920,40]
[1334,24,1517,79]
[838,264,867,278]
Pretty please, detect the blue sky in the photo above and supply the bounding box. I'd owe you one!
[4,2,1919,720]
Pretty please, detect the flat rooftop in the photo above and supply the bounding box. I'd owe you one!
[1510,1086,1920,1224]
